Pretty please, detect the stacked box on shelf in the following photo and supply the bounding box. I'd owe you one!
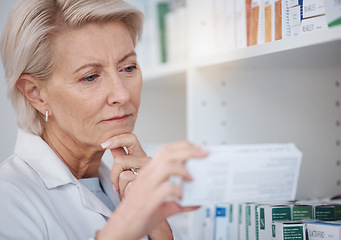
[214,204,230,240]
[274,0,291,40]
[198,201,341,240]
[129,0,188,66]
[246,203,259,240]
[236,0,250,49]
[165,3,187,62]
[272,221,307,240]
[301,0,328,34]
[156,1,170,63]
[264,0,276,43]
[303,0,325,18]
[203,205,215,240]
[258,203,293,239]
[230,203,240,240]
[249,0,291,45]
[213,0,236,52]
[239,204,247,240]
[307,221,341,240]
[315,204,341,221]
[288,0,303,37]
[292,204,314,221]
[249,0,265,46]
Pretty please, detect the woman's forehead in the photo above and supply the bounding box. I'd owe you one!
[52,22,135,70]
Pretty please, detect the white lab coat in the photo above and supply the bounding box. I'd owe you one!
[0,129,186,240]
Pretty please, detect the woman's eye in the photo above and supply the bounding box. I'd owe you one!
[124,65,137,73]
[82,74,98,82]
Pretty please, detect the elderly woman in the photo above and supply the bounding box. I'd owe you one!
[0,0,208,239]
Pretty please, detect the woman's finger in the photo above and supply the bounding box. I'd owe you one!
[111,155,151,191]
[110,147,127,158]
[102,133,146,156]
[118,170,136,200]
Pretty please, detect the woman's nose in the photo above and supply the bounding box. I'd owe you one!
[106,74,130,105]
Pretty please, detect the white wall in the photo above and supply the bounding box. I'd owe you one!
[0,1,18,163]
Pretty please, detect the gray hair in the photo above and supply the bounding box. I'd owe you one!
[1,0,143,135]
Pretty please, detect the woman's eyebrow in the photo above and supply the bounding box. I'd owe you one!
[118,51,136,64]
[73,52,136,74]
[73,63,102,74]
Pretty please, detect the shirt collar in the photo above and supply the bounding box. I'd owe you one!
[14,128,79,189]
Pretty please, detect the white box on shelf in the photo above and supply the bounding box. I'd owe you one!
[235,0,249,48]
[188,1,216,57]
[289,5,303,27]
[289,0,303,8]
[303,0,325,18]
[301,15,328,34]
[213,204,230,240]
[282,0,291,39]
[213,0,235,52]
[291,25,302,36]
[247,203,259,240]
[307,222,341,240]
[239,203,247,240]
[203,204,215,240]
[272,221,307,240]
[230,203,240,240]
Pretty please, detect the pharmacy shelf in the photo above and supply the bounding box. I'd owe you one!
[141,60,187,82]
[193,25,341,69]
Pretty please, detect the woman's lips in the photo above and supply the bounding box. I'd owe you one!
[101,114,132,123]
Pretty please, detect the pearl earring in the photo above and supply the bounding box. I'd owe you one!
[45,110,48,122]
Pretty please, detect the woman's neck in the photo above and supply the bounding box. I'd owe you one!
[42,128,104,179]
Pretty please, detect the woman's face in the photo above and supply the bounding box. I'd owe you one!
[43,21,142,148]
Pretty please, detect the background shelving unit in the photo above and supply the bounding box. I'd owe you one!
[193,26,341,68]
[187,27,341,201]
[132,1,341,237]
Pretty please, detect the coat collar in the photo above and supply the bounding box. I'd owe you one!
[14,129,120,218]
[14,129,77,189]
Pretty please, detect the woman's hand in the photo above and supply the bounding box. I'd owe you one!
[101,133,151,200]
[97,140,209,240]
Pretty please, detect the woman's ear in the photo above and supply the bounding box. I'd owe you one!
[16,74,47,115]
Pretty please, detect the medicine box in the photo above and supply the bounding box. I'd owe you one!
[307,222,341,240]
[289,5,303,27]
[213,204,230,240]
[258,204,292,239]
[289,0,303,8]
[293,205,314,221]
[303,0,325,19]
[315,204,341,221]
[301,15,328,34]
[272,221,306,240]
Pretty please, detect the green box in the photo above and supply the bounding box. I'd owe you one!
[258,204,292,240]
[315,205,341,221]
[293,205,314,221]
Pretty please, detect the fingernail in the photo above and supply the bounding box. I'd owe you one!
[101,140,112,149]
[112,185,117,193]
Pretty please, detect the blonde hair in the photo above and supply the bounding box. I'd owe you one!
[1,0,143,135]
